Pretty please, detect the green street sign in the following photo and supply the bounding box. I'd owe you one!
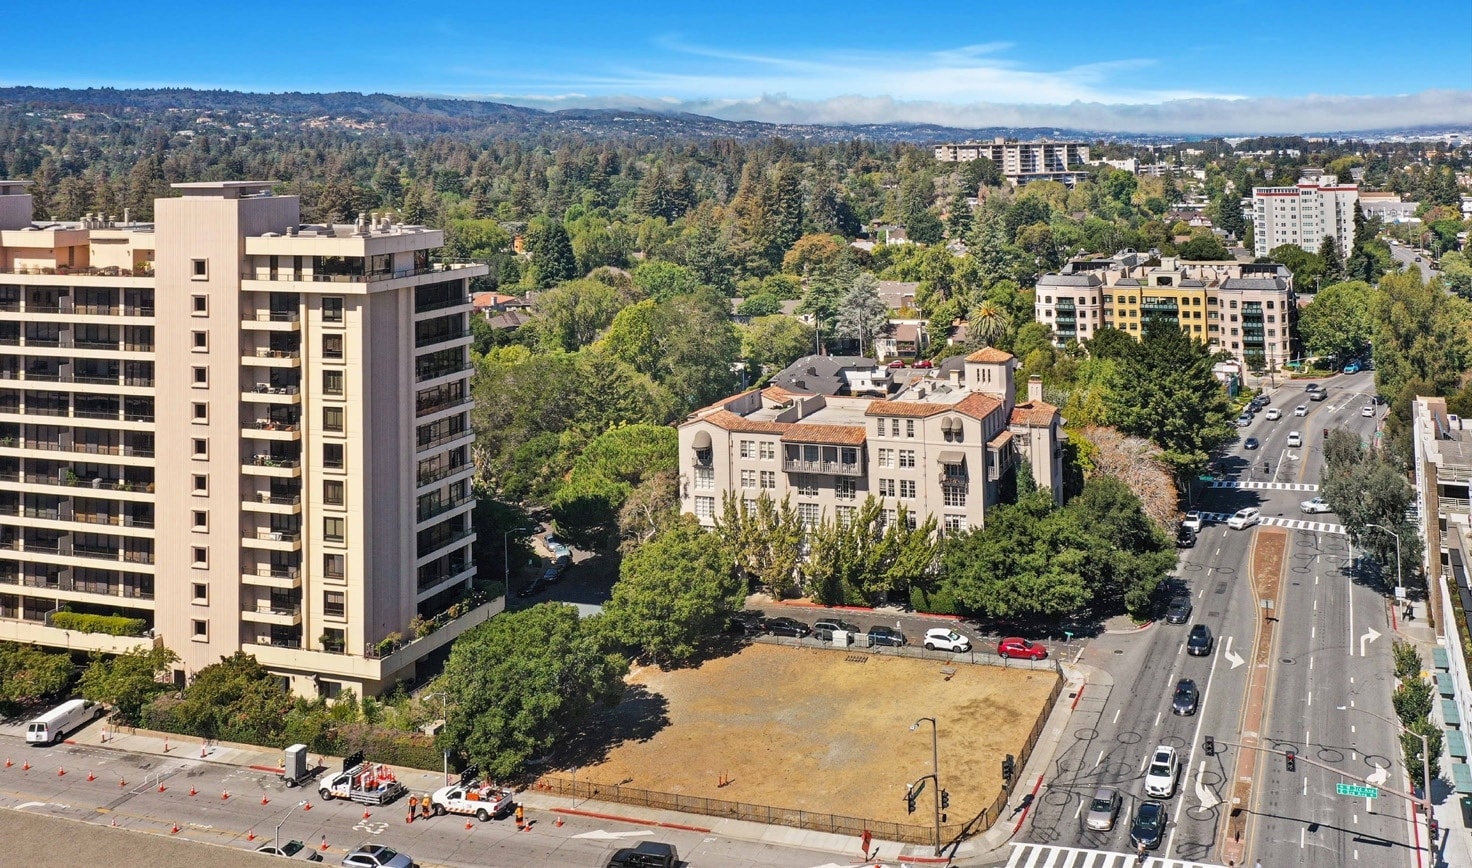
[1336,783,1379,798]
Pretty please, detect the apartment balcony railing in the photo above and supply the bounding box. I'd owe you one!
[415,362,474,383]
[780,458,865,477]
[248,419,300,432]
[249,383,300,396]
[416,427,471,453]
[243,263,465,284]
[253,530,302,543]
[418,526,475,558]
[414,294,474,315]
[248,348,300,360]
[415,396,472,418]
[245,311,300,324]
[249,455,300,469]
[250,492,302,506]
[1,439,154,458]
[253,566,300,580]
[415,328,471,348]
[417,492,474,523]
[417,560,476,594]
[364,587,494,660]
[0,266,153,278]
[417,462,471,488]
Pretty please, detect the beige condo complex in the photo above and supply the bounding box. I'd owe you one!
[0,179,489,697]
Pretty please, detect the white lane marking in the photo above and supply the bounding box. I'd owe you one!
[1154,711,1162,727]
[1095,749,1104,768]
[1113,708,1121,725]
[1307,690,1312,707]
[571,830,656,840]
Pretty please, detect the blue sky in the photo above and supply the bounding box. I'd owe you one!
[3,0,1469,133]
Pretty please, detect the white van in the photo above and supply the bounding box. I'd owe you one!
[26,699,103,745]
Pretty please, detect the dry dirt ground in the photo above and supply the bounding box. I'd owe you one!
[556,643,1058,826]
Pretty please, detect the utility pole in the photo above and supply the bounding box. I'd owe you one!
[910,717,942,857]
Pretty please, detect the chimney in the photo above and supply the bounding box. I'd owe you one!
[949,368,961,387]
[1028,375,1043,404]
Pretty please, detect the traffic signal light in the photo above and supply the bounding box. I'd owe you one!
[1264,462,1271,474]
[1286,751,1296,772]
[906,787,917,815]
[1429,819,1439,842]
[1204,736,1215,757]
[941,789,950,810]
[1002,754,1016,782]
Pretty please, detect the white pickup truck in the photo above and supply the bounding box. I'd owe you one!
[318,751,407,806]
[429,770,515,822]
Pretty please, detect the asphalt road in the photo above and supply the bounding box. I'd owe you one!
[0,734,832,868]
[1389,244,1435,282]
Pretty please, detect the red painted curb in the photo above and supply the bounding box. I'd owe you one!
[1012,774,1044,835]
[894,856,951,864]
[1070,682,1086,712]
[249,765,285,774]
[63,739,77,745]
[551,807,711,834]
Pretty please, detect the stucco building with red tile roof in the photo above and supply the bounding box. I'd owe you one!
[678,348,1061,533]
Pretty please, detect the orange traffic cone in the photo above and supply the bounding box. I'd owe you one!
[111,818,117,828]
[21,761,29,771]
[555,815,564,828]
[4,757,11,768]
[319,837,329,852]
[465,818,473,830]
[57,767,65,777]
[362,809,370,820]
[261,795,270,805]
[302,802,311,812]
[247,829,256,842]
[157,782,166,793]
[170,822,180,835]
[221,790,230,801]
[189,785,197,796]
[119,778,127,788]
[87,771,95,782]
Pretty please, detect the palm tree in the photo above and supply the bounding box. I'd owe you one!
[969,300,1012,347]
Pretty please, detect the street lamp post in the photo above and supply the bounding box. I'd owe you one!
[1338,705,1433,842]
[423,691,450,785]
[1364,523,1403,592]
[910,717,942,857]
[275,799,309,856]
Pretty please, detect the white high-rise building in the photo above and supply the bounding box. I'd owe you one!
[1251,175,1359,258]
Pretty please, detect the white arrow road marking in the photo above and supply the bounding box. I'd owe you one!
[1360,627,1382,657]
[1195,760,1219,809]
[571,830,657,840]
[14,802,46,811]
[1224,636,1244,669]
[1367,763,1389,787]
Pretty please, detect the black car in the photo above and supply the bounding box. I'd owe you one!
[1186,624,1213,656]
[764,617,811,638]
[1244,436,1260,449]
[1171,678,1199,716]
[606,841,678,868]
[724,613,765,637]
[1164,595,1192,625]
[1130,801,1167,850]
[867,626,907,647]
[517,578,544,598]
[1176,526,1196,548]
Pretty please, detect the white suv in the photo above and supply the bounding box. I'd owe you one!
[1264,408,1282,421]
[1144,745,1179,799]
[1227,507,1261,530]
[922,628,971,652]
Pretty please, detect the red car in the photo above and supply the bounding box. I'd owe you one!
[886,360,906,368]
[913,359,934,369]
[997,637,1048,660]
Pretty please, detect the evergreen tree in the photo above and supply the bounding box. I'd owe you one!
[529,219,578,288]
[1317,235,1346,283]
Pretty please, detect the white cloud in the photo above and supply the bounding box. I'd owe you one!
[485,90,1472,135]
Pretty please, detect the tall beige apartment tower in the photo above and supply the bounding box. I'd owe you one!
[0,180,491,698]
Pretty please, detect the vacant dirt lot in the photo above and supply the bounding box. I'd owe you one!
[558,643,1059,826]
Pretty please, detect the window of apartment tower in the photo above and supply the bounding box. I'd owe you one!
[323,553,345,580]
[323,480,344,506]
[323,516,345,543]
[322,406,344,433]
[191,295,208,315]
[191,259,208,280]
[323,442,344,470]
[322,334,344,360]
[322,297,344,323]
[191,619,207,640]
[322,370,344,396]
[323,591,346,619]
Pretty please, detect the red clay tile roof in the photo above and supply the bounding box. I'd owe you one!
[965,347,1015,363]
[864,401,948,418]
[1010,400,1060,427]
[780,424,867,446]
[952,392,1003,421]
[697,410,788,435]
[762,385,806,401]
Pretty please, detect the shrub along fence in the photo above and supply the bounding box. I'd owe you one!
[536,667,1064,847]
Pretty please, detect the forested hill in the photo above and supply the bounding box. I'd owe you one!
[0,85,1080,142]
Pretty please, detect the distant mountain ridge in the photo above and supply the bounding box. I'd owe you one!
[0,86,1464,143]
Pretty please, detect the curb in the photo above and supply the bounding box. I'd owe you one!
[551,807,711,833]
[1102,620,1153,634]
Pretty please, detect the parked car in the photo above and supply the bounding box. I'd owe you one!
[1243,437,1260,450]
[1143,745,1179,798]
[256,841,324,861]
[341,845,414,868]
[866,626,908,647]
[1343,363,1360,374]
[606,841,679,868]
[1186,624,1214,656]
[1085,787,1122,832]
[912,359,934,369]
[1294,404,1308,416]
[1362,405,1375,417]
[516,578,544,598]
[1164,596,1193,625]
[887,360,905,368]
[997,637,1047,660]
[1181,511,1203,532]
[1264,408,1282,421]
[1235,414,1253,428]
[923,628,972,652]
[1300,497,1332,514]
[1130,801,1167,850]
[1227,507,1261,530]
[812,618,863,642]
[1175,526,1196,548]
[764,617,811,638]
[1171,679,1199,716]
[724,613,766,636]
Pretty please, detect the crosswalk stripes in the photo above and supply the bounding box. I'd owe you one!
[1003,842,1232,868]
[1198,511,1344,536]
[1206,480,1319,491]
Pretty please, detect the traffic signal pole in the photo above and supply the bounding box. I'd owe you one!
[1208,738,1423,809]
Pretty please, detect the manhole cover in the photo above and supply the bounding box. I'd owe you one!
[1114,649,1124,655]
[1281,658,1294,664]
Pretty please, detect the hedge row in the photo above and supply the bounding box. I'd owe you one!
[51,611,147,636]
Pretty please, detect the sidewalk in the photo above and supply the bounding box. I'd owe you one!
[1393,612,1471,868]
